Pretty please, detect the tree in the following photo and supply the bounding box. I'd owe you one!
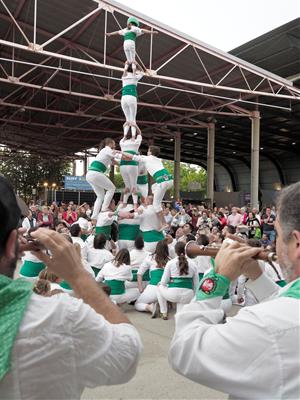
[163,160,207,193]
[0,149,72,200]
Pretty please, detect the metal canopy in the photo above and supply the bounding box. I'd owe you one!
[0,0,299,161]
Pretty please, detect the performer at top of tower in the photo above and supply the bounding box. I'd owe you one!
[106,16,158,74]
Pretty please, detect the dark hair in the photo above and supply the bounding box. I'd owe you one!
[197,234,209,246]
[94,234,106,249]
[154,239,169,268]
[111,221,118,242]
[127,63,133,73]
[227,225,236,234]
[175,241,189,275]
[33,279,51,296]
[186,233,196,242]
[114,248,130,267]
[100,137,115,150]
[184,223,194,233]
[70,223,81,237]
[247,238,262,248]
[135,236,144,250]
[149,145,160,157]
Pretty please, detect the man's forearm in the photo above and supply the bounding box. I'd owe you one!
[70,270,131,325]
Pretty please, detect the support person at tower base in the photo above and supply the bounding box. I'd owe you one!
[169,182,300,400]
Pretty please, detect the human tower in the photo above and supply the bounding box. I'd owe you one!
[85,16,174,248]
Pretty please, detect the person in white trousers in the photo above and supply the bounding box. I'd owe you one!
[119,129,142,208]
[96,248,139,304]
[118,204,140,250]
[127,236,150,289]
[122,145,173,227]
[135,240,170,317]
[157,241,199,320]
[169,182,300,400]
[106,17,158,74]
[86,138,120,219]
[137,160,149,199]
[120,64,144,139]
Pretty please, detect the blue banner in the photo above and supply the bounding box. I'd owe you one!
[64,176,93,191]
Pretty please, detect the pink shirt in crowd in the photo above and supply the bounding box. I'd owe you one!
[227,213,243,227]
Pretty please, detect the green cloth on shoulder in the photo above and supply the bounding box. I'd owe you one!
[280,278,300,299]
[0,274,33,380]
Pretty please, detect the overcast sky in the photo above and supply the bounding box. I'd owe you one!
[116,0,300,51]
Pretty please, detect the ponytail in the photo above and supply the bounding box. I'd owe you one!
[175,241,189,276]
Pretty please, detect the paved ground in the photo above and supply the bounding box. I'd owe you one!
[83,305,227,400]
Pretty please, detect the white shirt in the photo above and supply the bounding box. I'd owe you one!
[0,293,142,400]
[192,255,211,274]
[132,155,165,177]
[138,205,161,232]
[93,146,118,169]
[120,135,142,153]
[138,255,164,276]
[96,262,132,282]
[71,236,88,263]
[138,161,147,176]
[22,217,37,232]
[119,26,143,39]
[130,248,150,269]
[160,257,199,289]
[169,275,300,399]
[122,71,143,88]
[96,211,116,228]
[87,248,114,270]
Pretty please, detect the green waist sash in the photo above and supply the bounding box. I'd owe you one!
[142,230,164,243]
[120,150,138,167]
[60,280,72,290]
[149,269,164,285]
[153,168,173,184]
[89,160,107,173]
[105,279,125,295]
[168,277,193,289]
[137,174,148,185]
[124,31,137,41]
[210,258,230,300]
[95,225,111,239]
[20,260,45,278]
[131,269,138,282]
[276,280,287,288]
[122,84,138,98]
[280,279,300,299]
[142,270,150,281]
[91,266,101,277]
[81,234,88,242]
[119,223,140,241]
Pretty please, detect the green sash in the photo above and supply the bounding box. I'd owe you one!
[91,266,101,277]
[149,269,164,285]
[81,234,88,242]
[122,84,138,98]
[153,168,173,184]
[88,160,107,173]
[210,258,230,300]
[142,230,164,243]
[20,260,45,278]
[95,225,111,239]
[168,277,193,289]
[198,272,204,281]
[131,269,138,282]
[280,279,300,299]
[142,270,150,281]
[137,175,148,185]
[105,280,125,295]
[0,275,32,380]
[119,223,140,241]
[60,280,72,290]
[276,280,287,288]
[120,150,138,166]
[124,31,137,41]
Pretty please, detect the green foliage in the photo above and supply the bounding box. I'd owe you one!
[0,149,72,199]
[163,160,207,192]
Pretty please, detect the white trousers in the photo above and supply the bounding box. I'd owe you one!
[123,40,136,63]
[86,170,115,218]
[143,241,158,253]
[120,165,138,193]
[118,239,135,251]
[135,284,158,311]
[152,180,174,212]
[110,288,139,304]
[121,95,137,124]
[137,183,148,198]
[157,285,194,314]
